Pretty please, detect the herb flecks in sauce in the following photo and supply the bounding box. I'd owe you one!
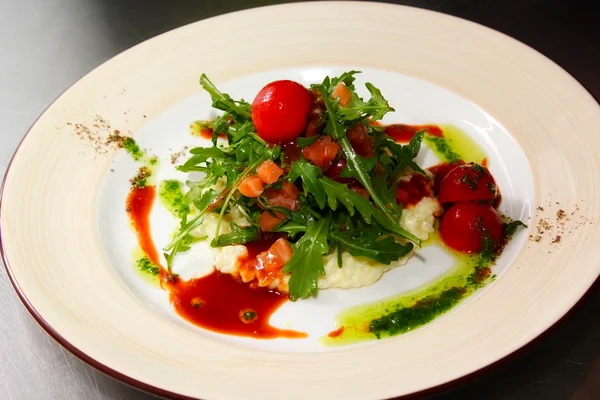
[130,166,152,188]
[158,180,190,218]
[369,287,466,338]
[136,256,160,276]
[424,125,487,165]
[323,234,495,345]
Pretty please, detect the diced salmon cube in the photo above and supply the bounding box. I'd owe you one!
[302,135,341,169]
[332,82,352,107]
[256,160,284,184]
[238,175,264,198]
[268,238,293,267]
[265,181,300,210]
[258,211,286,232]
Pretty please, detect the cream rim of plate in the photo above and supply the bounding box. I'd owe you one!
[2,2,600,399]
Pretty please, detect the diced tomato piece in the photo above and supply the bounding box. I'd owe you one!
[258,211,286,232]
[395,173,434,207]
[256,160,284,184]
[302,135,341,169]
[265,181,300,210]
[332,82,352,107]
[238,175,264,198]
[347,123,374,157]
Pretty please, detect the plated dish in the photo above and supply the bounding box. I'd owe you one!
[120,71,526,344]
[2,3,599,399]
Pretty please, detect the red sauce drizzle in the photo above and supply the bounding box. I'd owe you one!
[169,270,305,338]
[126,186,160,265]
[198,126,227,141]
[125,186,303,339]
[328,326,345,338]
[385,124,443,143]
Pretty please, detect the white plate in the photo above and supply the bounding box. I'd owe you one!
[2,2,599,399]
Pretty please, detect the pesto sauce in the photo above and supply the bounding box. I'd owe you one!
[158,180,190,217]
[123,137,144,161]
[425,124,486,164]
[132,249,160,286]
[322,234,494,346]
[122,137,159,187]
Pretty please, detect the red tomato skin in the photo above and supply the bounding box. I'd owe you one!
[437,163,498,204]
[251,80,313,143]
[440,202,503,253]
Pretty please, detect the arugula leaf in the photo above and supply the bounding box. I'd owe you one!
[273,221,306,237]
[331,224,413,264]
[336,82,395,121]
[165,189,219,252]
[282,216,331,300]
[213,157,266,241]
[314,82,420,245]
[320,177,380,223]
[288,159,327,209]
[505,220,527,237]
[199,74,252,120]
[178,147,227,172]
[339,153,377,178]
[371,170,403,218]
[330,70,360,92]
[162,191,219,278]
[211,223,258,247]
[382,131,426,175]
[296,135,319,148]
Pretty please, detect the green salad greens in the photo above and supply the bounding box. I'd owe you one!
[164,71,426,300]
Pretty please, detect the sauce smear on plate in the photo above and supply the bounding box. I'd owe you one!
[126,186,161,265]
[169,270,305,338]
[385,124,443,142]
[126,185,303,338]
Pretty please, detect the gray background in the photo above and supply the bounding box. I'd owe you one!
[1,0,599,399]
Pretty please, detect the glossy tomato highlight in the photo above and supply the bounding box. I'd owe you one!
[438,163,497,204]
[439,202,503,253]
[251,80,313,142]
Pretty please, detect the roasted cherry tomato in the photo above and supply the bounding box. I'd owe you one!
[439,202,503,253]
[251,80,313,142]
[437,163,497,204]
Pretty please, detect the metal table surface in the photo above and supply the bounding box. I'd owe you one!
[1,0,599,399]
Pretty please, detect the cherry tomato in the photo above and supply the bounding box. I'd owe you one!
[437,163,497,204]
[251,80,313,142]
[439,202,503,253]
